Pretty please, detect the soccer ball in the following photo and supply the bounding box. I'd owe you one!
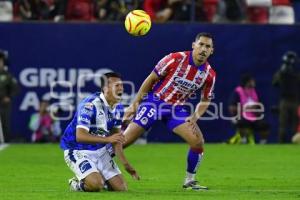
[125,10,151,36]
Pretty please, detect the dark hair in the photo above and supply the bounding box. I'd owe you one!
[240,74,254,87]
[100,72,122,89]
[195,32,213,41]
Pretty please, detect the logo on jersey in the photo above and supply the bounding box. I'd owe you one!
[79,160,92,173]
[78,116,90,124]
[80,107,93,116]
[98,110,104,116]
[173,76,198,91]
[141,117,148,125]
[84,103,94,110]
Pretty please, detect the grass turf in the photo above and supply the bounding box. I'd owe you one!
[0,144,299,200]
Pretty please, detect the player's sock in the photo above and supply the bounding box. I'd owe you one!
[185,147,203,184]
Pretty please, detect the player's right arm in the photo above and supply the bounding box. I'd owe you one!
[123,72,160,121]
[75,102,124,144]
[124,53,174,121]
[76,128,124,144]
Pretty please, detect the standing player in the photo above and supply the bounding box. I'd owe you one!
[123,32,216,190]
[61,72,139,192]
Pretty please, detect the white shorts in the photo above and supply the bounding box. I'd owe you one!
[64,147,121,181]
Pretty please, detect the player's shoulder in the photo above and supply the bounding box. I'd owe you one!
[167,51,188,59]
[206,62,216,77]
[79,93,100,110]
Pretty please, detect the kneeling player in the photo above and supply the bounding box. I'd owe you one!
[60,72,139,192]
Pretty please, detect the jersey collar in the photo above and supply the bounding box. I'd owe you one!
[189,51,206,71]
[100,93,110,107]
[99,93,117,111]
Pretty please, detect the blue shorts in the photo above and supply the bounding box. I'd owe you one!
[132,93,190,131]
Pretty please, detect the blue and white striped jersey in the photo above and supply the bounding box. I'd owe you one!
[60,92,124,150]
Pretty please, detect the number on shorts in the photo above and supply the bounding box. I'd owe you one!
[147,108,156,118]
[135,106,147,120]
[110,160,115,169]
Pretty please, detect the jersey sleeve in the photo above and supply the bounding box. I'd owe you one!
[76,102,95,131]
[201,71,216,100]
[153,53,174,77]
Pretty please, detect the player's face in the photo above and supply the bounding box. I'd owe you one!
[192,36,214,65]
[106,77,124,104]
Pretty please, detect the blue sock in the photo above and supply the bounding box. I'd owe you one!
[187,147,203,174]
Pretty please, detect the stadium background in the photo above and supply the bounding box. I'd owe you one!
[0,22,299,143]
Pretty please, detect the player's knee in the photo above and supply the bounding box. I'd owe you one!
[190,137,204,148]
[84,179,104,192]
[114,183,128,192]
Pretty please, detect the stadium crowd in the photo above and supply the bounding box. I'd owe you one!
[0,0,299,24]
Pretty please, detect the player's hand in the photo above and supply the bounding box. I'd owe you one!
[124,163,140,180]
[107,133,125,144]
[123,104,137,123]
[185,115,198,135]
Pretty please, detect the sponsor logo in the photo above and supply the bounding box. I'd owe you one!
[78,116,90,124]
[80,108,93,116]
[173,77,198,90]
[98,110,104,116]
[79,160,92,173]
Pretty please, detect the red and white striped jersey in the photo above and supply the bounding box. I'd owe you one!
[152,51,216,105]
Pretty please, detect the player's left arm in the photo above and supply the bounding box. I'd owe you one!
[186,71,216,123]
[111,128,140,180]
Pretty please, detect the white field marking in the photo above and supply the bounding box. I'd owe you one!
[204,189,300,193]
[0,143,9,151]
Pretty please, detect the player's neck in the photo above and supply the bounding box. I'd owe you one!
[192,56,205,66]
[104,94,116,108]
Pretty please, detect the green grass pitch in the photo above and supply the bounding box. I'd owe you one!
[0,144,299,200]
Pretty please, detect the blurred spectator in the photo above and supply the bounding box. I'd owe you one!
[0,0,13,21]
[143,0,172,22]
[228,74,269,144]
[17,0,54,20]
[110,0,140,21]
[0,49,19,143]
[96,0,140,21]
[54,0,95,21]
[272,51,300,143]
[29,100,61,143]
[199,0,219,22]
[168,0,191,21]
[94,0,109,20]
[214,0,246,23]
[292,0,300,23]
[269,0,295,24]
[245,0,270,23]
